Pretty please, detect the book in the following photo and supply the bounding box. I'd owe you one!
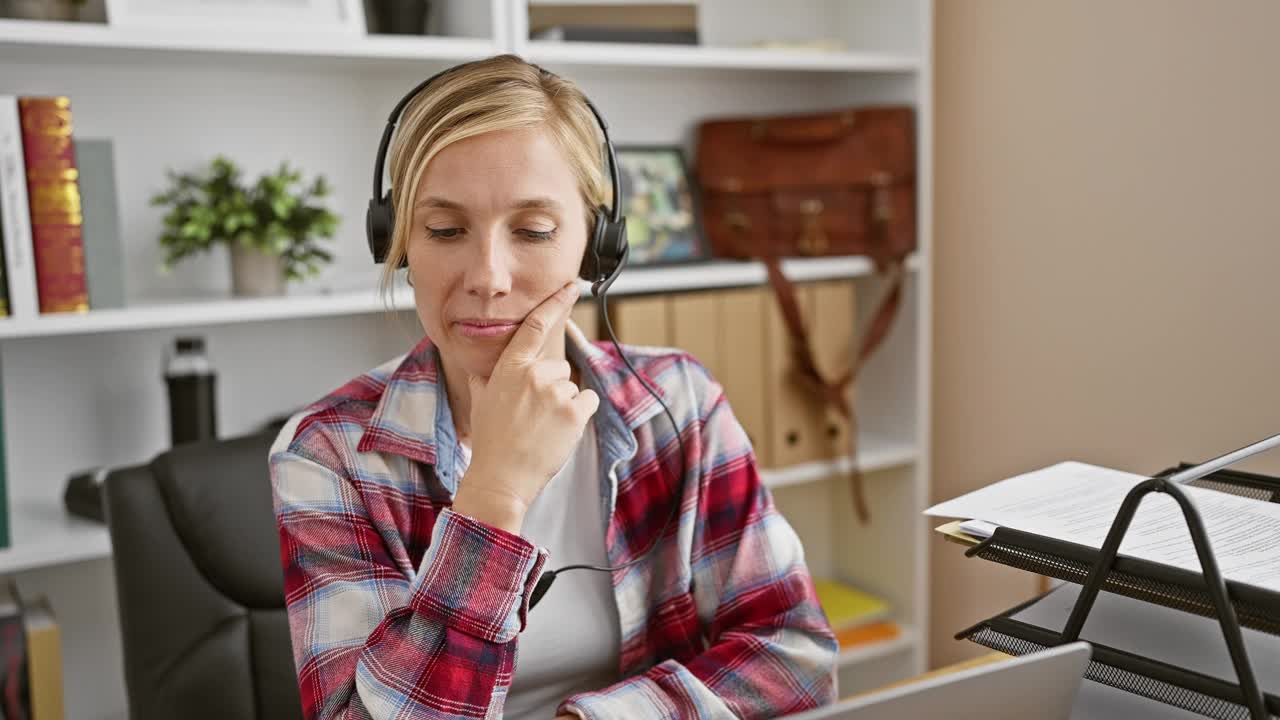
[812,577,890,633]
[0,191,9,317]
[17,97,88,315]
[0,374,7,549]
[75,139,125,310]
[833,620,900,650]
[528,3,697,33]
[530,26,698,44]
[23,596,62,720]
[0,580,26,720]
[0,96,38,319]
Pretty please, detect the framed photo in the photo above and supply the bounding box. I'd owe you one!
[615,145,707,267]
[105,0,366,33]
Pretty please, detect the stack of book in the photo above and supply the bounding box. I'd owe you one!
[528,3,699,45]
[0,580,63,720]
[811,577,899,652]
[0,95,125,321]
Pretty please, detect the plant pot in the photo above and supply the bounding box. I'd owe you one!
[371,0,428,35]
[229,244,286,297]
[6,0,81,21]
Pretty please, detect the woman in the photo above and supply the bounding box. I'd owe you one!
[270,53,838,720]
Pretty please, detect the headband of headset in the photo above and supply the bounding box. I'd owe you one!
[369,61,622,242]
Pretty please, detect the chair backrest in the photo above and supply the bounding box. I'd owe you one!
[103,432,303,720]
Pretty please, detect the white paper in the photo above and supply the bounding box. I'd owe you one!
[958,519,998,538]
[926,461,1280,592]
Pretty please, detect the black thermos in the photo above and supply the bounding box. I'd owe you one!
[165,336,217,445]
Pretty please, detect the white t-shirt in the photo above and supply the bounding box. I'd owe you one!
[458,423,620,719]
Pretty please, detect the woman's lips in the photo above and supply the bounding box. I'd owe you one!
[455,320,519,338]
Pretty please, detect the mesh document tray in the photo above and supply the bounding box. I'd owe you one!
[964,465,1280,636]
[958,586,1280,720]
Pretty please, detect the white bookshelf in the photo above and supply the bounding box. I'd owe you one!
[0,0,932,715]
[761,437,918,491]
[522,40,919,72]
[0,498,112,575]
[0,255,914,340]
[0,433,916,577]
[0,18,501,63]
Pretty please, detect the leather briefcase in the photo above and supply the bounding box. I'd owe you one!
[695,106,917,522]
[696,106,916,267]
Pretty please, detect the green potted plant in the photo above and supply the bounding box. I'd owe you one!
[7,0,86,22]
[150,155,338,297]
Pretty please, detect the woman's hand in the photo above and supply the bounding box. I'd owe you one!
[451,282,600,534]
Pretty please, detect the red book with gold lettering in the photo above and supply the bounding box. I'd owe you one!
[18,97,89,314]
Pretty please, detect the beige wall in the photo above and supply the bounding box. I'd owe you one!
[931,0,1280,667]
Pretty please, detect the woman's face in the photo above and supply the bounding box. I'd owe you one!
[408,126,590,381]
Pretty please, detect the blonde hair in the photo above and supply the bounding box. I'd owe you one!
[379,54,610,297]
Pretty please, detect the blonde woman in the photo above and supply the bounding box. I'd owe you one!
[269,54,837,719]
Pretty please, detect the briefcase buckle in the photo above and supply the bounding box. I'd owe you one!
[798,197,828,255]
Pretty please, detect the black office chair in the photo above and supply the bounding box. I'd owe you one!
[102,431,304,720]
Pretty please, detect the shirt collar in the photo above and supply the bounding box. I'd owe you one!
[356,320,668,493]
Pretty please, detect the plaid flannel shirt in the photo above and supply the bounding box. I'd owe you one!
[269,321,838,719]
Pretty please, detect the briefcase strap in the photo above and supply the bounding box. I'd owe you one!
[761,252,906,524]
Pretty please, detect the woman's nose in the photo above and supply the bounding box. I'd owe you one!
[462,233,513,298]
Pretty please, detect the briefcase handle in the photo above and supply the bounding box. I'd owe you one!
[749,111,858,145]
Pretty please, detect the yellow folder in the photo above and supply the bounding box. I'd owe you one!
[812,577,890,632]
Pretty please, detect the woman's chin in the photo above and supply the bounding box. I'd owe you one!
[454,344,504,380]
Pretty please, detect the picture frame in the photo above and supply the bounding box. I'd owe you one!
[614,145,708,267]
[104,0,366,34]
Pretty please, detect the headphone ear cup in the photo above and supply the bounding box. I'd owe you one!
[366,191,395,265]
[579,206,609,282]
[605,215,628,261]
[590,216,628,296]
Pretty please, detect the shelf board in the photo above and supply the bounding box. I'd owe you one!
[525,40,920,73]
[836,623,918,668]
[761,437,917,490]
[0,20,921,73]
[0,443,913,574]
[608,255,909,296]
[0,498,111,575]
[0,19,499,65]
[0,21,921,74]
[0,255,913,340]
[0,287,415,340]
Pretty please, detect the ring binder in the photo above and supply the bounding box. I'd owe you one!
[948,466,1280,720]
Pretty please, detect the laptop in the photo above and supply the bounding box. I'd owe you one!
[783,642,1091,720]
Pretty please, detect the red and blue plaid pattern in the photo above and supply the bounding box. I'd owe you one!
[270,322,838,719]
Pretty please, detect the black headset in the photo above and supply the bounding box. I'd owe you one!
[368,59,682,612]
[367,60,630,297]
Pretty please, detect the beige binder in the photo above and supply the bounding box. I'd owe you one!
[717,286,771,467]
[25,597,63,720]
[670,291,721,381]
[765,281,826,468]
[610,295,671,347]
[809,280,857,460]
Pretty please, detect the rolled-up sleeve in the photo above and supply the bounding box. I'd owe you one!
[271,442,547,720]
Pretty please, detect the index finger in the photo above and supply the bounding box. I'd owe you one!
[499,282,580,366]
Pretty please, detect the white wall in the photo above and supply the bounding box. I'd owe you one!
[932,0,1280,667]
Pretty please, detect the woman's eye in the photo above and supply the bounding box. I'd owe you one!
[522,229,556,242]
[426,227,462,239]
